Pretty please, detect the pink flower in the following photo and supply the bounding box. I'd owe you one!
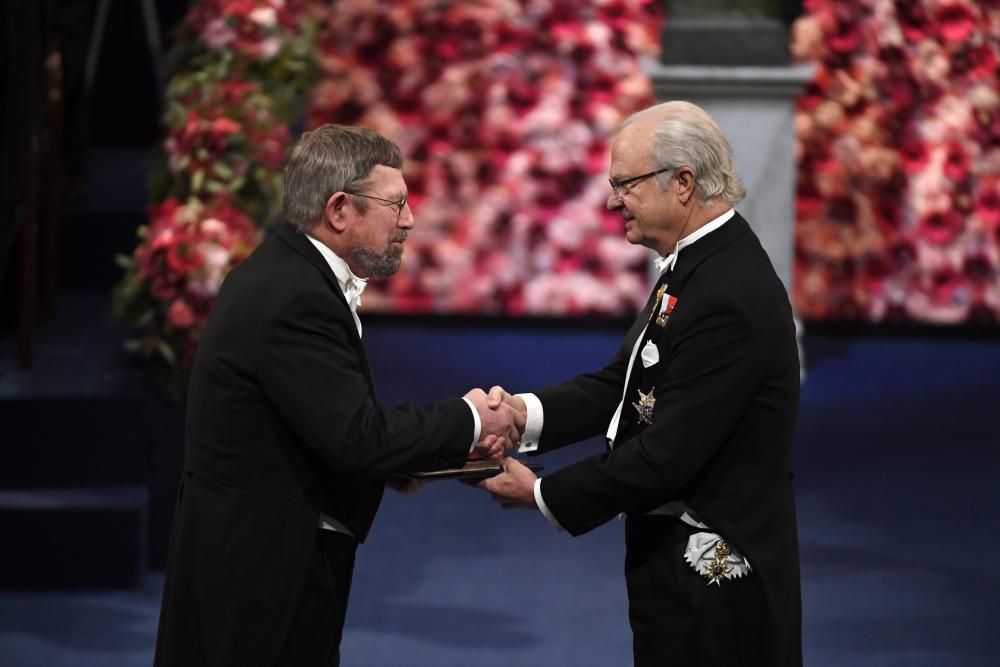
[201,18,235,49]
[167,300,196,329]
[790,15,824,62]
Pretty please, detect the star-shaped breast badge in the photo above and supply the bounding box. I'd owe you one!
[632,387,656,425]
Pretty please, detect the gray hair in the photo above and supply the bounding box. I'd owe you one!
[623,101,746,205]
[282,124,403,231]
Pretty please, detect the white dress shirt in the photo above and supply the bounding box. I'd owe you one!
[305,235,482,537]
[518,209,735,531]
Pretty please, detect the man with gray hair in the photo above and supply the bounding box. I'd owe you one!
[154,124,522,667]
[480,101,802,665]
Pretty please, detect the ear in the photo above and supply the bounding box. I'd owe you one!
[324,192,350,233]
[674,167,696,205]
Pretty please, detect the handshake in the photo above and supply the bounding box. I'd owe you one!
[465,386,526,460]
[390,386,540,510]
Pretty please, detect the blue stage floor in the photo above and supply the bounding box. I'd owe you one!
[1,326,998,666]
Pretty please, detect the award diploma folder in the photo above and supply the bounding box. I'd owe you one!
[404,460,543,481]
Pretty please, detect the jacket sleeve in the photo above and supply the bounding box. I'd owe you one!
[539,291,768,536]
[257,290,474,476]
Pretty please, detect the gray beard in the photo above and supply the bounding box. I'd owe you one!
[349,245,402,279]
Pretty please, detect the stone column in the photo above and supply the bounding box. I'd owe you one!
[644,61,813,293]
[645,3,812,375]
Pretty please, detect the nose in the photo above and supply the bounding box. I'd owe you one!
[607,192,623,211]
[398,202,415,229]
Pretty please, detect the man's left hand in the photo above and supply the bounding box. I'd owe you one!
[477,457,538,510]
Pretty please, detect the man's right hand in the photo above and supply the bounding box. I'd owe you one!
[464,388,523,459]
[486,385,527,425]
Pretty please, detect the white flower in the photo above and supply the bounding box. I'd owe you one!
[200,217,226,236]
[249,7,277,27]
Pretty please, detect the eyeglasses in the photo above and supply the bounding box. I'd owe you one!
[347,192,408,217]
[608,166,675,197]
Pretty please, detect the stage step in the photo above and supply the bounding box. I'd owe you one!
[0,395,149,487]
[0,486,148,590]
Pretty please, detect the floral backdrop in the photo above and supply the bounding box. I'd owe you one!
[308,1,661,314]
[117,0,1000,399]
[792,0,1000,324]
[114,0,661,399]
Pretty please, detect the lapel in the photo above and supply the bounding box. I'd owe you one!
[624,269,670,353]
[668,212,750,296]
[273,224,377,391]
[619,213,751,434]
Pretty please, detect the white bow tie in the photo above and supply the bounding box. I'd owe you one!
[654,253,675,275]
[343,278,367,309]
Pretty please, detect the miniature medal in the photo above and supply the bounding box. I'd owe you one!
[648,285,666,323]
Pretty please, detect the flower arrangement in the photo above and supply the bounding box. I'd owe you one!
[308,0,662,315]
[152,73,290,223]
[792,0,1000,324]
[114,197,261,400]
[173,0,319,117]
[115,0,317,399]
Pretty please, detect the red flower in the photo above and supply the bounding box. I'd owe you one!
[934,1,979,45]
[952,43,997,80]
[942,142,971,182]
[919,209,965,245]
[929,267,963,305]
[899,135,930,174]
[896,2,931,43]
[827,16,861,55]
[976,183,1000,228]
[212,117,241,135]
[166,233,204,275]
[963,253,995,285]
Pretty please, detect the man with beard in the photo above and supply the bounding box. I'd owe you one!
[478,101,802,666]
[154,124,522,666]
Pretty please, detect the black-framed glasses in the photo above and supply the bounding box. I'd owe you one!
[347,192,408,217]
[609,166,675,197]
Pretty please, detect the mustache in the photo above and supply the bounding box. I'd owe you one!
[389,232,408,243]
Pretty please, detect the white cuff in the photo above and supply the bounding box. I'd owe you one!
[534,479,564,532]
[461,397,482,452]
[516,392,543,453]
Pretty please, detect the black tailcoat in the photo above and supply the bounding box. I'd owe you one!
[154,224,473,666]
[530,214,801,665]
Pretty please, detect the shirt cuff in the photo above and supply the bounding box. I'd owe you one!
[461,397,482,452]
[516,392,543,453]
[534,479,564,532]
